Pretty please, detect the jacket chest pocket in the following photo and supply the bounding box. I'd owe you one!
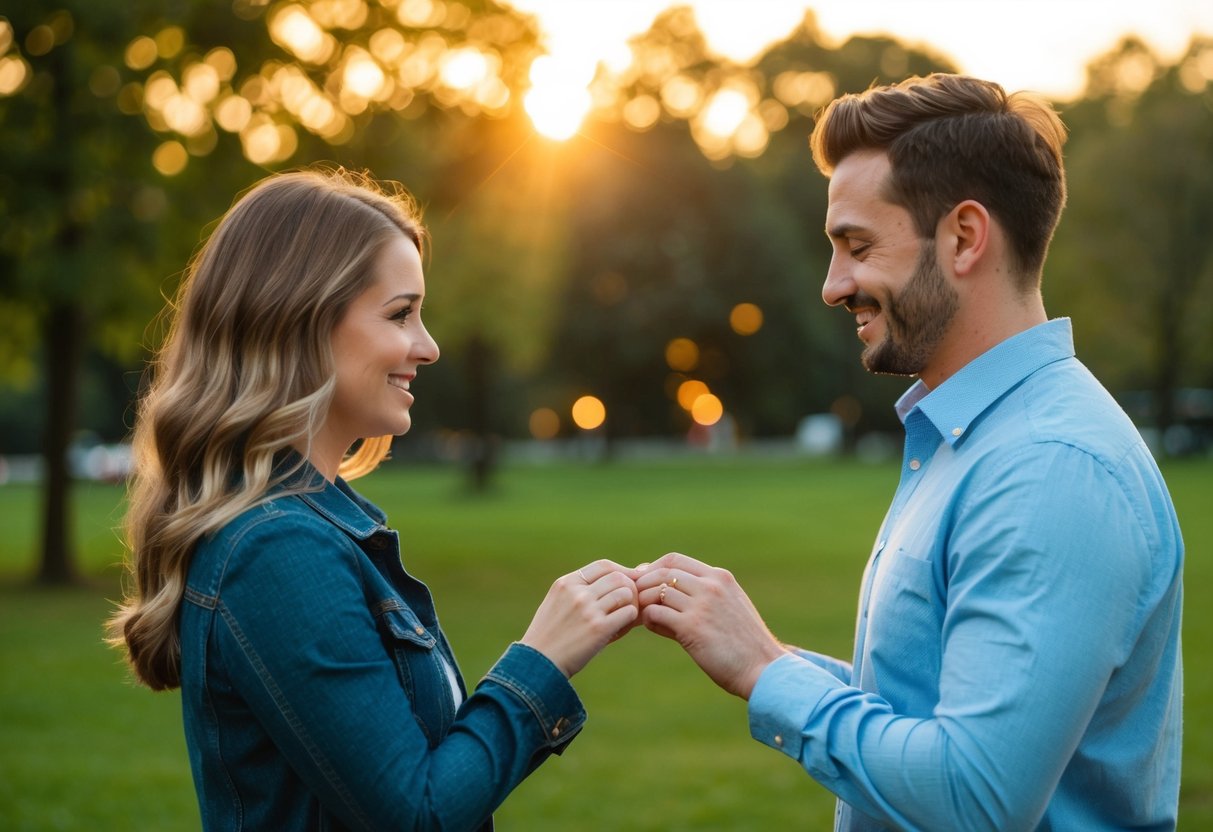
[375,604,453,747]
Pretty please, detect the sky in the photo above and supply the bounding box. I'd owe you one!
[502,0,1213,101]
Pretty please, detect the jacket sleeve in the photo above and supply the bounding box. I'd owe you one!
[210,515,584,831]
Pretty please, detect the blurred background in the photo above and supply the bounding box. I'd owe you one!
[2,0,1212,584]
[0,1,1211,827]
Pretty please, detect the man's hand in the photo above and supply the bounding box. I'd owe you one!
[635,553,787,699]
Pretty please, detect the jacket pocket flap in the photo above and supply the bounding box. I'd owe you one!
[376,604,437,649]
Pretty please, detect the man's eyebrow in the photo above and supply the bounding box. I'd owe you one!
[826,222,865,239]
[381,293,422,307]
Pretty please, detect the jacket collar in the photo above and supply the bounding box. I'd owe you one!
[273,451,387,539]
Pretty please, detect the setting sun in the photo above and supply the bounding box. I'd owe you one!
[524,55,591,140]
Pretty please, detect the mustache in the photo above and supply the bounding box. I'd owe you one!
[842,291,881,312]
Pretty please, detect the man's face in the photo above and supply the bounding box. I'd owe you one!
[822,151,958,378]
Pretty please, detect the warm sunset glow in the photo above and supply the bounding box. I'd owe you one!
[690,393,724,426]
[502,0,1213,106]
[529,407,561,440]
[524,55,591,140]
[571,395,607,430]
[729,302,764,335]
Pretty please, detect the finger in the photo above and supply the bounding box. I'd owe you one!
[635,567,693,594]
[577,558,632,585]
[636,567,692,593]
[590,570,638,604]
[603,601,639,632]
[641,603,679,638]
[637,583,685,611]
[600,584,638,613]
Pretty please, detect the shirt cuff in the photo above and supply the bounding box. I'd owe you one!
[748,652,839,761]
[481,642,587,751]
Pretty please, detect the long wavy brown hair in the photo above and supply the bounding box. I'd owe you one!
[107,168,425,691]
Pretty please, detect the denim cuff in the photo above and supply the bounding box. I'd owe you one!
[482,642,587,751]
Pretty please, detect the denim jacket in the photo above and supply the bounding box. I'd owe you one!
[179,465,586,831]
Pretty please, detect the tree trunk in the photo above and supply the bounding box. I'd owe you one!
[36,31,82,585]
[37,302,84,585]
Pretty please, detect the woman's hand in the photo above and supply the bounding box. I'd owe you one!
[520,559,639,678]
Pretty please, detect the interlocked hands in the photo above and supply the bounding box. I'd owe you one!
[521,553,787,699]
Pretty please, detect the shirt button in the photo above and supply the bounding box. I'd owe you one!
[951,427,963,437]
[774,735,783,747]
[909,459,921,471]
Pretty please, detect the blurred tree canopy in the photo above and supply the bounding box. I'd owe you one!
[2,1,1212,581]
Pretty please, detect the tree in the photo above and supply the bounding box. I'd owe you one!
[0,2,189,583]
[1049,36,1213,445]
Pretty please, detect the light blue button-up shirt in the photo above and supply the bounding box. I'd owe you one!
[749,319,1183,831]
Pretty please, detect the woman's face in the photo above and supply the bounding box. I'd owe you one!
[317,234,439,468]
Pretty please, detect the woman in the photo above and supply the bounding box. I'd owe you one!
[107,168,638,830]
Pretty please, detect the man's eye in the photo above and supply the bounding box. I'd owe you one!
[850,244,870,258]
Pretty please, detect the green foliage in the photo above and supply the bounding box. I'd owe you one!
[0,458,1210,828]
[1048,37,1213,399]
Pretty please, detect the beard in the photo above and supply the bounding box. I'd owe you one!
[861,244,959,377]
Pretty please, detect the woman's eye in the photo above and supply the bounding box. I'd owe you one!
[390,306,413,323]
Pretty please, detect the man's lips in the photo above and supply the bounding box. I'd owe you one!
[853,307,880,337]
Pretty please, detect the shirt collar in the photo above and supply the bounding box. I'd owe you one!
[894,318,1076,446]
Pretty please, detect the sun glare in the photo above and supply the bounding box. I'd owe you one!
[524,54,591,140]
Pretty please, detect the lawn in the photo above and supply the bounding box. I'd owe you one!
[0,456,1208,829]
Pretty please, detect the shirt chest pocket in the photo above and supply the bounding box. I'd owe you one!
[866,548,944,706]
[374,604,453,747]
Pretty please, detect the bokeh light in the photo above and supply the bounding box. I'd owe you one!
[0,55,30,96]
[529,407,561,440]
[729,302,764,335]
[271,5,335,64]
[690,393,724,426]
[571,395,606,430]
[665,337,699,372]
[125,36,158,71]
[676,379,709,411]
[152,140,188,176]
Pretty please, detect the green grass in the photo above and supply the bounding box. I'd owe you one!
[0,456,1208,829]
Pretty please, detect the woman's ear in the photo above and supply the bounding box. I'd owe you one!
[938,200,990,277]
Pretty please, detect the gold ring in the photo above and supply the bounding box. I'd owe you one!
[669,577,678,589]
[658,585,668,605]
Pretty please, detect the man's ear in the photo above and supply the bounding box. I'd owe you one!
[938,200,990,277]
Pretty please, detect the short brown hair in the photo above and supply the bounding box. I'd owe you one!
[811,74,1067,284]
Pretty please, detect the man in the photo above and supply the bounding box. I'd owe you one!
[636,74,1183,830]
